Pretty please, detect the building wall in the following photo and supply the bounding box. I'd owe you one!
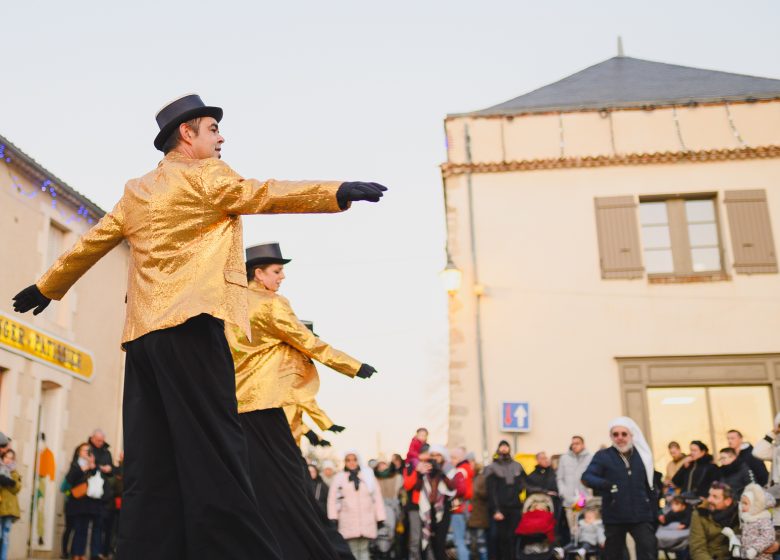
[444,100,780,463]
[0,154,128,559]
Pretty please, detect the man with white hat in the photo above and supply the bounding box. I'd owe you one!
[12,94,387,560]
[581,417,658,560]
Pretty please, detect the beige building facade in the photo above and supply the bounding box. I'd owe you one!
[442,56,780,469]
[0,136,128,559]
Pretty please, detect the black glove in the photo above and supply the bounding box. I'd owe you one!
[304,430,321,446]
[377,520,385,530]
[356,364,376,379]
[336,182,388,209]
[319,438,332,447]
[12,285,51,315]
[328,424,346,433]
[0,475,14,487]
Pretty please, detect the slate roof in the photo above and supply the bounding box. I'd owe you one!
[465,56,780,117]
[0,133,105,218]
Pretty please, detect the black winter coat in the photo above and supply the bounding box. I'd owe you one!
[88,441,115,503]
[736,444,769,487]
[717,461,754,499]
[64,462,105,516]
[309,478,329,517]
[486,458,526,513]
[526,466,558,495]
[672,455,718,499]
[581,447,656,525]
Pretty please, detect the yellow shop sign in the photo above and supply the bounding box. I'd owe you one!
[0,312,94,381]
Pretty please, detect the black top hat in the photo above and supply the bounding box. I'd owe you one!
[154,94,223,151]
[245,242,291,270]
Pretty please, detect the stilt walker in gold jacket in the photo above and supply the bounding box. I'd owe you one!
[226,242,376,560]
[11,94,387,560]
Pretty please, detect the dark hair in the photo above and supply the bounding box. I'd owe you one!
[670,496,687,507]
[0,448,15,460]
[161,117,202,155]
[710,480,734,499]
[720,447,737,456]
[668,441,681,449]
[246,263,275,282]
[690,440,709,453]
[572,436,584,444]
[727,429,743,438]
[416,427,428,434]
[71,442,92,464]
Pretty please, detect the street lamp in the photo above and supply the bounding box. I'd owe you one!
[440,255,462,295]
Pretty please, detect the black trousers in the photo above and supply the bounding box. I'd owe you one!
[240,408,353,560]
[494,509,521,560]
[604,522,657,560]
[119,314,282,560]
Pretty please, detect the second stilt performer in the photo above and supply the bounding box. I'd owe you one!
[226,242,377,560]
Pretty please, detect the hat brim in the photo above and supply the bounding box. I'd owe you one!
[246,257,292,270]
[154,106,223,151]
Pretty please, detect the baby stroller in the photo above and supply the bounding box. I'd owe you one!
[515,493,558,560]
[370,498,401,559]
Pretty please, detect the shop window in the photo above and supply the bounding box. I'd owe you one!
[647,385,774,473]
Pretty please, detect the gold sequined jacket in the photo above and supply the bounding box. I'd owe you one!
[227,280,362,414]
[36,152,344,345]
[285,401,333,445]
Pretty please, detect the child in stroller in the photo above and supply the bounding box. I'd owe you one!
[554,506,605,560]
[515,493,558,560]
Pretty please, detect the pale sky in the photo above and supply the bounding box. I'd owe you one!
[3,0,780,461]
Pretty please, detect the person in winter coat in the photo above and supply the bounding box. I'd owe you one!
[66,443,105,560]
[449,446,474,560]
[469,465,490,560]
[309,464,330,518]
[0,449,21,560]
[722,483,776,560]
[664,442,687,486]
[556,436,593,543]
[717,448,754,500]
[672,441,718,499]
[328,452,385,560]
[87,429,114,559]
[753,414,780,487]
[526,452,559,496]
[689,482,739,560]
[728,430,770,487]
[486,440,526,560]
[581,417,657,560]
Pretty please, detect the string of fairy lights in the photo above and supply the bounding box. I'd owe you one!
[0,143,96,226]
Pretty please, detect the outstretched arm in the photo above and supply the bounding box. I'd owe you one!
[201,160,386,216]
[15,200,125,313]
[268,297,362,377]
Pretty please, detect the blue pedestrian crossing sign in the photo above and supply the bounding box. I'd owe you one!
[501,402,530,432]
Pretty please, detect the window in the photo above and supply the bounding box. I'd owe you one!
[647,385,774,473]
[639,196,724,277]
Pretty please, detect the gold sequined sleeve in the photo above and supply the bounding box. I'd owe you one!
[298,399,335,431]
[268,296,362,378]
[200,159,345,215]
[37,200,126,300]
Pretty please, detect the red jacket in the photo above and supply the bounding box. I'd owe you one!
[515,509,556,543]
[452,460,474,514]
[403,467,422,507]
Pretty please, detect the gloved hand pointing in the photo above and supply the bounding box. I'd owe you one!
[328,425,346,433]
[337,182,388,209]
[12,285,51,315]
[356,364,377,379]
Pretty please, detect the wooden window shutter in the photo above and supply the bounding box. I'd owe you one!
[594,196,644,279]
[724,189,778,274]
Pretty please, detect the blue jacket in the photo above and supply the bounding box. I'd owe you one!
[581,447,656,524]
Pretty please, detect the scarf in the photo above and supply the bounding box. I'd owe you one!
[347,468,361,491]
[418,469,456,551]
[608,416,655,489]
